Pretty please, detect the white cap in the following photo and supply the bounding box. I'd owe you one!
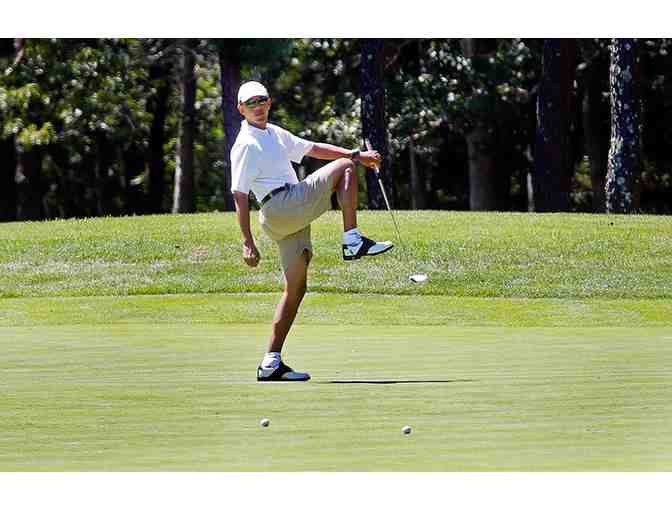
[237,81,269,104]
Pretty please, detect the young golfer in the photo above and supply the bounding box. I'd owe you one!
[231,81,393,382]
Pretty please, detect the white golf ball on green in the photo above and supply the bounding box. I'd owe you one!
[402,425,412,434]
[260,418,270,427]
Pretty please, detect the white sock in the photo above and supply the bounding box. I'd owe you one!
[343,228,361,246]
[261,352,281,369]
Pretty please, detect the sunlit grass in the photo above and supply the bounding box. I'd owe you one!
[2,212,672,471]
[1,211,671,298]
[2,293,672,328]
[1,324,671,470]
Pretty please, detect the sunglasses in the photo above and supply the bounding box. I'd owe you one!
[243,96,269,108]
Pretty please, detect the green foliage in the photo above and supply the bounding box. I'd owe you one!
[1,40,151,149]
[2,38,672,219]
[256,39,542,209]
[210,38,291,64]
[15,121,56,148]
[390,40,537,139]
[269,39,360,144]
[0,39,158,218]
[194,48,226,212]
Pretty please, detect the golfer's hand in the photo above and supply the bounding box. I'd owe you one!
[359,150,381,170]
[243,241,260,267]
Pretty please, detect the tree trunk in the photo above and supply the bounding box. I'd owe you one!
[94,136,107,216]
[0,136,17,221]
[460,38,498,60]
[408,40,427,210]
[360,38,389,210]
[581,45,609,213]
[461,38,499,211]
[465,128,497,210]
[48,144,79,218]
[91,134,120,217]
[16,148,44,221]
[147,60,172,214]
[409,137,426,209]
[534,39,577,212]
[122,144,146,215]
[173,41,197,214]
[218,42,242,212]
[605,39,641,214]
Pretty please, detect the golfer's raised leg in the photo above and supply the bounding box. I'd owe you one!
[257,251,311,382]
[320,158,394,261]
[331,158,358,232]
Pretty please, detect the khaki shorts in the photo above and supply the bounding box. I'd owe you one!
[259,164,336,274]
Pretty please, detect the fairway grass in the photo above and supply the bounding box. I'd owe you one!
[2,211,671,471]
[2,292,672,328]
[2,323,671,470]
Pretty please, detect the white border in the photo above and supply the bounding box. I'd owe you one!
[2,473,672,510]
[2,1,669,38]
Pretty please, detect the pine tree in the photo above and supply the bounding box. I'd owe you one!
[605,38,641,214]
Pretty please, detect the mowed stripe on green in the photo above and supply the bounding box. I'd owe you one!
[2,293,672,328]
[1,324,671,470]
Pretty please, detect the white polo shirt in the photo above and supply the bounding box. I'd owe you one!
[230,120,314,201]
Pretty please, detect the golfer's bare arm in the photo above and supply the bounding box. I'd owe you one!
[307,143,354,160]
[308,143,380,168]
[233,191,260,267]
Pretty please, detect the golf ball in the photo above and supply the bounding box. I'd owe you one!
[409,273,428,284]
[402,425,412,435]
[260,418,270,427]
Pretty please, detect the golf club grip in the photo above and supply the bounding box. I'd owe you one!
[364,138,381,176]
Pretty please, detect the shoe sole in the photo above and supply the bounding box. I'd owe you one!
[343,244,394,261]
[257,377,311,382]
[257,362,310,382]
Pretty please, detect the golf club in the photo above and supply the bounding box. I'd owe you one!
[365,139,428,284]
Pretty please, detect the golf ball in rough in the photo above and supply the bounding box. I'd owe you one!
[402,425,412,435]
[409,274,428,284]
[260,418,270,427]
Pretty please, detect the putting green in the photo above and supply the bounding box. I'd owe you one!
[2,323,670,470]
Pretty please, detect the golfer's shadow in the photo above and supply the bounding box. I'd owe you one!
[321,379,475,385]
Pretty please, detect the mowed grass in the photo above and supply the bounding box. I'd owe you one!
[2,323,671,471]
[1,211,672,470]
[0,211,671,298]
[2,293,672,328]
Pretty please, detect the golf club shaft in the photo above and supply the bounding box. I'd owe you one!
[375,171,405,252]
[364,138,406,250]
[365,138,426,281]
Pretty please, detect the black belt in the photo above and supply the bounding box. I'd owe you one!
[260,184,289,206]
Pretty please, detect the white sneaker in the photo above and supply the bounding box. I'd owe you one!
[342,235,394,261]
